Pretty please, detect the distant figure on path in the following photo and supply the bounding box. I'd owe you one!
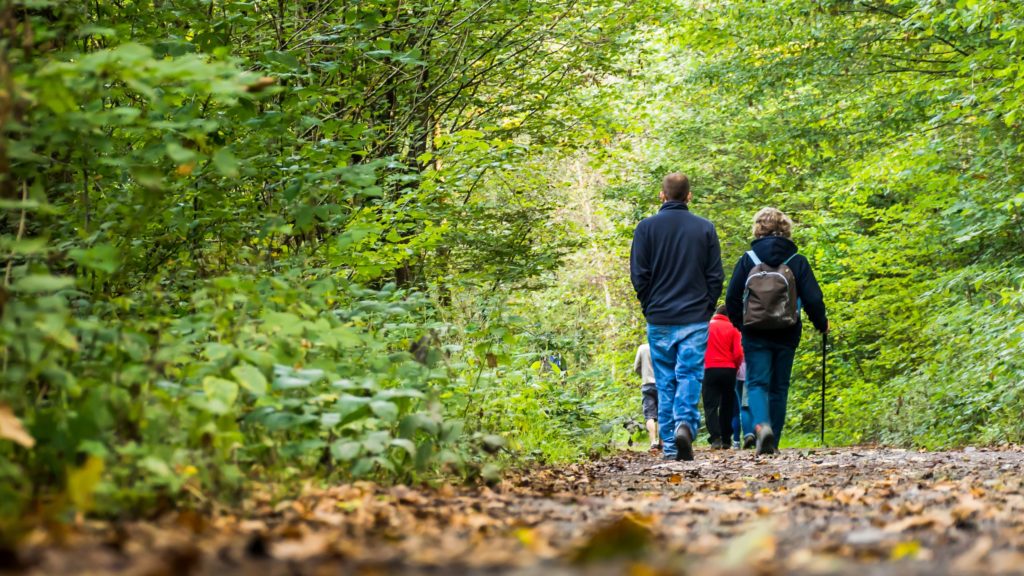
[702,305,743,449]
[630,173,724,461]
[633,343,660,452]
[725,208,828,455]
[735,360,753,448]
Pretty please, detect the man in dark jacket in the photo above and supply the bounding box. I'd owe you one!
[724,207,828,455]
[630,173,724,461]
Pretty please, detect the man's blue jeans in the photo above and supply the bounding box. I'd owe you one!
[647,322,708,458]
[742,334,797,444]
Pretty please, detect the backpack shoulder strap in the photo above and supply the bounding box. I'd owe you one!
[746,250,761,266]
[782,253,798,266]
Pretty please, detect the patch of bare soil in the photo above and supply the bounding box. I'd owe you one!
[10,446,1024,575]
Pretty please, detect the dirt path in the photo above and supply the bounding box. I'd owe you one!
[14,446,1024,575]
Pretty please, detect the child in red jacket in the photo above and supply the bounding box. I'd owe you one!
[703,305,744,449]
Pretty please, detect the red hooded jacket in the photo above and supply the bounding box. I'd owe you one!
[705,313,743,369]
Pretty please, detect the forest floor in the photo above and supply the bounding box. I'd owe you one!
[11,446,1024,576]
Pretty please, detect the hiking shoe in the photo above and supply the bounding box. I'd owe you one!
[755,425,776,456]
[742,434,756,450]
[649,441,662,453]
[731,439,741,449]
[710,438,723,450]
[674,423,694,461]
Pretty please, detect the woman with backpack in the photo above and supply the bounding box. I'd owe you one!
[725,208,828,455]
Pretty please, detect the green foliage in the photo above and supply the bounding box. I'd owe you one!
[0,0,668,530]
[5,0,1022,535]
[651,0,1024,447]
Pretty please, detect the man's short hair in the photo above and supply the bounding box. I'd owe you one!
[662,173,690,201]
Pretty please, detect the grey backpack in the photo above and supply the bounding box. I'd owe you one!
[742,250,799,329]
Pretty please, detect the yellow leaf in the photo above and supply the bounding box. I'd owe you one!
[891,540,921,560]
[176,163,195,176]
[514,527,535,546]
[0,404,35,448]
[67,456,105,512]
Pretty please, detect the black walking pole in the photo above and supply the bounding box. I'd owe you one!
[821,332,827,446]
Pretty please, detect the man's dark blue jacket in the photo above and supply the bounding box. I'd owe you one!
[630,201,724,325]
[724,235,828,349]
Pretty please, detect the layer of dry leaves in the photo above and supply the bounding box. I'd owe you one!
[7,446,1024,575]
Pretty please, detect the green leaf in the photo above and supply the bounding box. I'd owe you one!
[11,274,74,293]
[369,400,398,422]
[203,343,235,362]
[482,434,506,452]
[263,50,301,70]
[231,363,268,396]
[212,147,240,177]
[389,438,416,457]
[481,463,502,483]
[399,413,439,437]
[166,142,197,163]
[139,456,173,478]
[350,458,374,476]
[331,440,362,461]
[68,244,120,274]
[362,431,390,454]
[202,377,239,415]
[262,312,304,336]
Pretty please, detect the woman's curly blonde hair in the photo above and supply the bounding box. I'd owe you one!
[752,207,793,239]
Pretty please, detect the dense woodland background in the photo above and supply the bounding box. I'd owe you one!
[1,0,1023,532]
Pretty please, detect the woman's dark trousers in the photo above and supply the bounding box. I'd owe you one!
[702,367,737,447]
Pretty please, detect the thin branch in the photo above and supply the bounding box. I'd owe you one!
[4,181,28,286]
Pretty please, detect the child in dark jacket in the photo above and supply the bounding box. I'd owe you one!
[725,208,828,455]
[702,305,744,449]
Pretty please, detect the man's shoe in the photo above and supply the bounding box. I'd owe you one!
[674,424,694,461]
[731,439,741,449]
[649,441,662,453]
[755,425,776,456]
[742,434,756,450]
[710,438,723,450]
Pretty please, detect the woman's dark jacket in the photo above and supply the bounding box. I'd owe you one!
[725,236,827,349]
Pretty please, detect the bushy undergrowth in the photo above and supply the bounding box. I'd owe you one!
[3,273,494,521]
[1,0,665,532]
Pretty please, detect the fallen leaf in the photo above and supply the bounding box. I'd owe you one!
[271,533,329,561]
[989,550,1024,574]
[952,497,985,522]
[568,513,654,564]
[952,536,992,571]
[883,512,953,533]
[890,540,921,560]
[245,76,276,93]
[0,404,34,448]
[720,521,776,567]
